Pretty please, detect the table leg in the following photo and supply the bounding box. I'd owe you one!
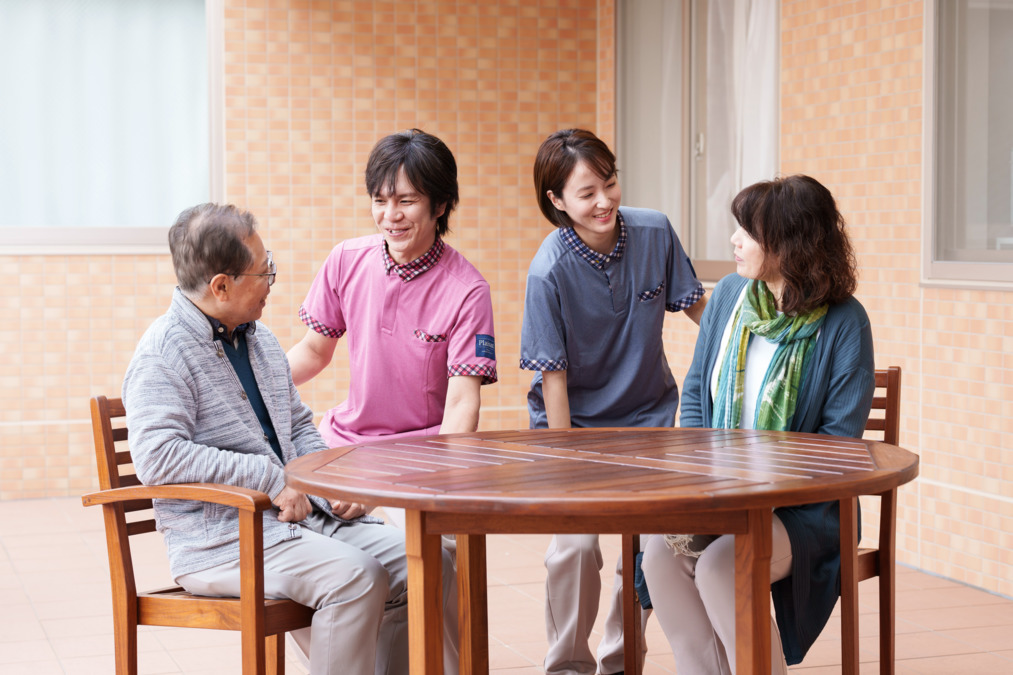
[735,508,773,675]
[621,533,644,675]
[456,533,489,674]
[405,509,444,675]
[839,496,860,675]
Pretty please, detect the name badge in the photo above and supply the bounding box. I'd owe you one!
[475,334,495,360]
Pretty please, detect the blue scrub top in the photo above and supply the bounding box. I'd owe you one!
[520,206,703,428]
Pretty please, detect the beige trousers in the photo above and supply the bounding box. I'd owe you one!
[544,534,651,675]
[641,515,793,675]
[179,510,459,675]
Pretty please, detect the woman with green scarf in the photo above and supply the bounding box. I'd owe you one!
[640,175,875,674]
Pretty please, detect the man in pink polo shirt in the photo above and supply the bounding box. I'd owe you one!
[288,127,497,481]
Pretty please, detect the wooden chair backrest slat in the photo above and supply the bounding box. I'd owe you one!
[126,520,159,536]
[118,474,144,489]
[90,396,157,537]
[865,367,901,446]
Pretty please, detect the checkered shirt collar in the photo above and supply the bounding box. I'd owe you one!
[382,237,445,282]
[558,212,627,270]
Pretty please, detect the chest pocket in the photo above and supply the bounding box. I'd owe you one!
[638,281,665,302]
[411,328,451,401]
[413,329,447,343]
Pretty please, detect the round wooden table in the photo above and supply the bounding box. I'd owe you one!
[286,427,919,675]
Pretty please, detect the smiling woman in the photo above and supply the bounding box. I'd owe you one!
[0,0,217,252]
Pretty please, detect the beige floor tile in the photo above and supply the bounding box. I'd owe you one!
[0,662,66,675]
[901,651,1013,674]
[0,611,47,643]
[0,638,58,665]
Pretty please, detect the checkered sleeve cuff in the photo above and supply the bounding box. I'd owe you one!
[299,305,345,339]
[519,358,568,372]
[666,283,705,313]
[448,364,498,385]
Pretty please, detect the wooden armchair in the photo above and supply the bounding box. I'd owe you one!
[82,395,314,675]
[840,365,903,674]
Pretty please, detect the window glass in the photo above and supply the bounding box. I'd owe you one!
[930,0,1013,283]
[0,0,208,249]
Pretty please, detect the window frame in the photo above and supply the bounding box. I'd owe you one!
[0,0,225,256]
[922,0,1013,288]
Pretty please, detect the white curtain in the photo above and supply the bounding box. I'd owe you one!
[0,0,208,230]
[703,0,779,259]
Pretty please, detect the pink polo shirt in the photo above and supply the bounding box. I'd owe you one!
[301,234,497,447]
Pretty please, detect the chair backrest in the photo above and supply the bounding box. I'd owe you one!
[864,367,901,446]
[90,395,161,605]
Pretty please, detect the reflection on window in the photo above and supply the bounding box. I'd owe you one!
[0,0,209,249]
[931,0,1013,282]
[617,0,779,280]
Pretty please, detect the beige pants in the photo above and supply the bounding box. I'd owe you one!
[179,510,459,675]
[544,534,651,675]
[641,515,793,675]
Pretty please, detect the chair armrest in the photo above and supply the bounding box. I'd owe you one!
[81,483,274,512]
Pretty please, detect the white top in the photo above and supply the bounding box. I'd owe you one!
[710,284,780,429]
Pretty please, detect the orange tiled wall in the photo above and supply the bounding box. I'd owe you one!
[2,0,1009,600]
[780,0,1011,598]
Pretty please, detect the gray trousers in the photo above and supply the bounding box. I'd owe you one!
[178,510,459,675]
[641,515,793,675]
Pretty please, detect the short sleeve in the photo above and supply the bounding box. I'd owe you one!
[446,282,498,384]
[519,272,569,372]
[300,246,347,338]
[663,223,704,313]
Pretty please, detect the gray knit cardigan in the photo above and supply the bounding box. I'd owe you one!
[123,289,338,578]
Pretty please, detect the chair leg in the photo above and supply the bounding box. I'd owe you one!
[111,608,139,675]
[621,534,644,675]
[266,634,285,675]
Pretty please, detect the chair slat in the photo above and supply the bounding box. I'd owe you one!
[118,474,143,488]
[126,520,158,536]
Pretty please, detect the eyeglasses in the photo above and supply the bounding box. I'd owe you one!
[233,251,277,286]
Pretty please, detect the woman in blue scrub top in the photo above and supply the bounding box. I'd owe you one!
[519,128,707,675]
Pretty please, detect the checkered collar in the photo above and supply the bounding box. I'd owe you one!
[558,211,627,270]
[382,237,445,282]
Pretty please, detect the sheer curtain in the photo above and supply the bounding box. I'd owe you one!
[702,0,780,260]
[617,0,778,267]
[0,0,208,235]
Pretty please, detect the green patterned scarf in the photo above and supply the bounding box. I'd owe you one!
[712,281,827,431]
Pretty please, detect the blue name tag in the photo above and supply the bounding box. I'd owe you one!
[475,334,495,360]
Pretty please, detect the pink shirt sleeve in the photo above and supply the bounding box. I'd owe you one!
[446,282,497,384]
[300,245,347,339]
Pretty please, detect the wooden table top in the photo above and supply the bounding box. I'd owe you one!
[285,427,919,516]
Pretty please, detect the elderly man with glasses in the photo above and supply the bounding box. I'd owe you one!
[121,203,459,675]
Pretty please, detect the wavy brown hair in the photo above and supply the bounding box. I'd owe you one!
[731,174,857,315]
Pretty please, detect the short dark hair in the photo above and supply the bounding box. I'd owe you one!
[731,174,857,315]
[365,129,459,237]
[533,129,617,228]
[168,203,257,295]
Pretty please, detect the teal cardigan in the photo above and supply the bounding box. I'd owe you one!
[680,274,876,664]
